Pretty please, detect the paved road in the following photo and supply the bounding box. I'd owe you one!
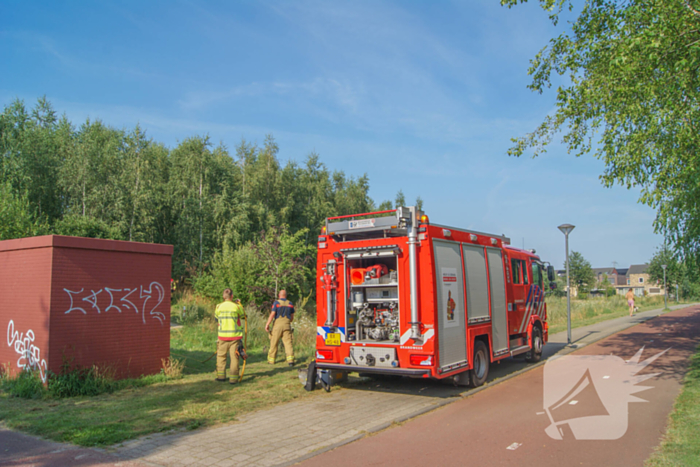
[299,305,700,467]
[0,426,148,467]
[0,304,693,467]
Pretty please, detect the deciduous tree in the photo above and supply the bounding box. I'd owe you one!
[502,0,700,262]
[568,251,595,292]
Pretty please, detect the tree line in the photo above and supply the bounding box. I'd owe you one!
[0,97,415,306]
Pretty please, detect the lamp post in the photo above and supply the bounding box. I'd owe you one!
[558,224,575,345]
[661,264,667,309]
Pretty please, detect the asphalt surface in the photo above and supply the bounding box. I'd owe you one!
[0,427,148,467]
[299,305,700,467]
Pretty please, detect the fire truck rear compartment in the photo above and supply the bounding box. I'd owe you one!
[348,346,398,368]
[345,255,400,344]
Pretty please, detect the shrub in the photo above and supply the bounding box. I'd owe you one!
[48,363,118,398]
[161,357,184,379]
[0,369,46,399]
[172,289,214,325]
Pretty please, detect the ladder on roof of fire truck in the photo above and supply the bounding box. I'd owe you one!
[324,208,510,244]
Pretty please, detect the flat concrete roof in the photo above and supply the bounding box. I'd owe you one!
[0,235,173,255]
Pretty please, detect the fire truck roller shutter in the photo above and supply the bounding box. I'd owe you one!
[462,245,490,323]
[486,248,509,355]
[433,239,468,370]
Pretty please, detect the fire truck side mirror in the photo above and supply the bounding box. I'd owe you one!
[547,265,556,282]
[549,282,557,291]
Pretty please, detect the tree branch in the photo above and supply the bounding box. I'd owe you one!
[686,0,700,18]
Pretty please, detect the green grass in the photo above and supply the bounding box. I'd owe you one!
[0,301,319,447]
[546,295,683,335]
[646,344,700,466]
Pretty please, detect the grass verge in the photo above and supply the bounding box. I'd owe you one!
[0,302,319,447]
[646,343,700,466]
[546,295,684,335]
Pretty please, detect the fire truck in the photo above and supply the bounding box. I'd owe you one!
[311,206,555,388]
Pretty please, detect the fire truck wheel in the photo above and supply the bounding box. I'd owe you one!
[525,327,543,363]
[470,341,489,387]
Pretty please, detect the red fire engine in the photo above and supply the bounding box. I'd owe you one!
[312,206,555,388]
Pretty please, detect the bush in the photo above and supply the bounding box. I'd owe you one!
[161,357,184,379]
[53,214,122,239]
[0,369,46,399]
[1,360,178,400]
[48,363,118,398]
[171,289,214,325]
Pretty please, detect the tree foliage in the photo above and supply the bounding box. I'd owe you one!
[568,251,595,291]
[0,182,45,240]
[502,0,700,262]
[647,243,700,297]
[648,244,681,288]
[0,97,398,306]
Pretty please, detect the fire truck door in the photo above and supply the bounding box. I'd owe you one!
[462,244,489,323]
[433,240,467,369]
[486,248,509,355]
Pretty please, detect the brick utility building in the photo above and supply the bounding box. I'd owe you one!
[1,235,173,382]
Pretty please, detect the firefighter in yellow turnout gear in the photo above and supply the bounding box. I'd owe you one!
[265,290,295,366]
[215,288,246,384]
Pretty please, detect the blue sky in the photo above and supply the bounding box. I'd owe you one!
[1,0,662,269]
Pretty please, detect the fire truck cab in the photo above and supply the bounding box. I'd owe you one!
[313,206,555,387]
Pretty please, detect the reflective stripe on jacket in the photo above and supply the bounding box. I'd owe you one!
[272,299,295,319]
[215,301,245,340]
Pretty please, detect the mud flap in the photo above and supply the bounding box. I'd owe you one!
[452,370,471,387]
[303,360,317,391]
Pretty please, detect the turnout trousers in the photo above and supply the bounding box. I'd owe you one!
[268,317,294,364]
[216,340,241,381]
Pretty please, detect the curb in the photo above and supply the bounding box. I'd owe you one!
[278,303,697,467]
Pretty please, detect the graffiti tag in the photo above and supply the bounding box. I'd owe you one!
[63,282,166,324]
[7,320,48,383]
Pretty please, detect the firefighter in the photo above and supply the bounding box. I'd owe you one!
[215,288,246,384]
[265,290,295,366]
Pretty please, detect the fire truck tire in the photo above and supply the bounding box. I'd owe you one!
[525,326,543,363]
[470,341,489,387]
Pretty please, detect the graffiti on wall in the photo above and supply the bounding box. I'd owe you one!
[7,320,48,383]
[63,281,166,324]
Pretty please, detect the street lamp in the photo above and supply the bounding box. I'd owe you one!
[558,224,575,345]
[661,264,667,309]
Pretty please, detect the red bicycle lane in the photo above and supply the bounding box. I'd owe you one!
[298,305,700,467]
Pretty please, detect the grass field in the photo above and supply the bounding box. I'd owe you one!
[0,298,320,447]
[546,294,674,335]
[646,344,700,466]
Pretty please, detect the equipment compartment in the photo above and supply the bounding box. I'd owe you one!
[345,254,400,344]
[349,346,398,368]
